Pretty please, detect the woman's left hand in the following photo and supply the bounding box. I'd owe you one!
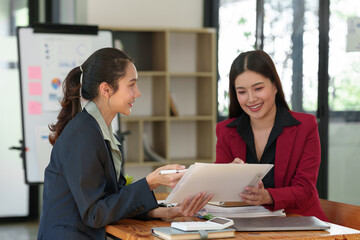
[239,181,273,205]
[168,192,214,218]
[148,192,213,219]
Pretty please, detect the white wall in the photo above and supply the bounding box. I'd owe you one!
[82,0,203,28]
[0,36,29,217]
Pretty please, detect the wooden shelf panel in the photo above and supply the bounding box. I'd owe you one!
[125,162,166,168]
[121,116,167,122]
[121,121,142,163]
[170,76,215,116]
[169,28,216,34]
[130,75,167,117]
[143,121,167,163]
[168,159,214,164]
[169,72,213,77]
[169,120,214,161]
[113,31,166,71]
[169,116,214,121]
[168,31,214,73]
[124,159,213,167]
[109,27,216,165]
[138,71,167,77]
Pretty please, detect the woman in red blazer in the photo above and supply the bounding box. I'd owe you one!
[216,50,328,221]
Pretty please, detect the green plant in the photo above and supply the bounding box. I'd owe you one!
[124,174,135,185]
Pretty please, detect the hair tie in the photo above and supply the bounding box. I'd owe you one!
[79,65,83,85]
[79,65,84,109]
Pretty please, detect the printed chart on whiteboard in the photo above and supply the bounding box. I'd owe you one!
[41,38,92,111]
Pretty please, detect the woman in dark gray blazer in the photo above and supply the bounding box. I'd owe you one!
[37,48,212,240]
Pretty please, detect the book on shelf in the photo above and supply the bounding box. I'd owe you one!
[169,91,179,116]
[151,227,235,240]
[143,134,166,163]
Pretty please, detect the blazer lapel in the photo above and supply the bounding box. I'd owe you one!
[275,125,297,187]
[232,130,247,161]
[104,141,120,193]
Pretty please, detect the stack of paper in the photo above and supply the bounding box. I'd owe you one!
[203,204,285,218]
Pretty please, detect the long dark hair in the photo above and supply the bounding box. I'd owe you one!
[49,48,132,145]
[228,50,289,119]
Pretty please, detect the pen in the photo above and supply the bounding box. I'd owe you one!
[159,169,187,175]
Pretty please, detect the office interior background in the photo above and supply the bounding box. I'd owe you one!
[0,0,359,232]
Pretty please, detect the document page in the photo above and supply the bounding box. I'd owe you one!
[165,163,273,203]
[203,204,285,218]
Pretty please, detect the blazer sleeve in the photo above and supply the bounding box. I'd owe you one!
[267,116,321,211]
[59,124,158,229]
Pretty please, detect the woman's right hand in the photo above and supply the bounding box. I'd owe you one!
[146,164,186,191]
[230,157,245,164]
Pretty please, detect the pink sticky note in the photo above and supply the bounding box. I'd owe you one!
[28,101,42,115]
[28,66,42,80]
[29,82,42,96]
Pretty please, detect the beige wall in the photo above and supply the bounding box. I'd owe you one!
[80,0,203,28]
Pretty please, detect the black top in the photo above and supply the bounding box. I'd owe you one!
[227,105,300,188]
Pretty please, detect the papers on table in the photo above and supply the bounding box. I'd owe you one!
[202,204,285,218]
[165,162,273,203]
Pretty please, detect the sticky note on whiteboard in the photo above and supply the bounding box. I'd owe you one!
[28,101,42,115]
[28,66,42,80]
[29,82,42,96]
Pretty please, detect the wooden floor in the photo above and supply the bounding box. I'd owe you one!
[0,220,39,240]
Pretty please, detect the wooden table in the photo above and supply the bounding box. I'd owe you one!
[106,193,360,239]
[106,215,360,240]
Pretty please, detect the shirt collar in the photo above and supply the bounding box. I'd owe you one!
[85,101,121,151]
[226,104,300,162]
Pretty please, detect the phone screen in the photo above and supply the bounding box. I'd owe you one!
[209,218,231,224]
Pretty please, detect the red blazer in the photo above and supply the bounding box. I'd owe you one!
[215,111,328,221]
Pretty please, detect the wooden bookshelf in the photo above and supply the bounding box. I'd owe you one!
[103,27,217,166]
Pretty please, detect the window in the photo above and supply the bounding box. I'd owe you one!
[218,0,256,117]
[217,0,360,205]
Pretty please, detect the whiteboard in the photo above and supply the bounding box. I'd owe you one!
[17,26,113,184]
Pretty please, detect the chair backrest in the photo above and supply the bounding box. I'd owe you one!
[320,198,360,230]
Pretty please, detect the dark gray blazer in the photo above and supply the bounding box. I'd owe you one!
[37,109,158,240]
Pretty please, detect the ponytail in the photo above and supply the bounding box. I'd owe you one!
[49,48,133,145]
[49,67,82,146]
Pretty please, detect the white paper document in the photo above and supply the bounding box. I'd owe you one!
[164,163,273,203]
[203,205,285,218]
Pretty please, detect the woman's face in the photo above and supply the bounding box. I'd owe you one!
[234,70,277,121]
[109,62,141,116]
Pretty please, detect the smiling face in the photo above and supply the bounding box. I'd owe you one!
[235,70,277,121]
[108,62,141,116]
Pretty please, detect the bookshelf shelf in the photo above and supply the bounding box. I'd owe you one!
[106,27,217,166]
